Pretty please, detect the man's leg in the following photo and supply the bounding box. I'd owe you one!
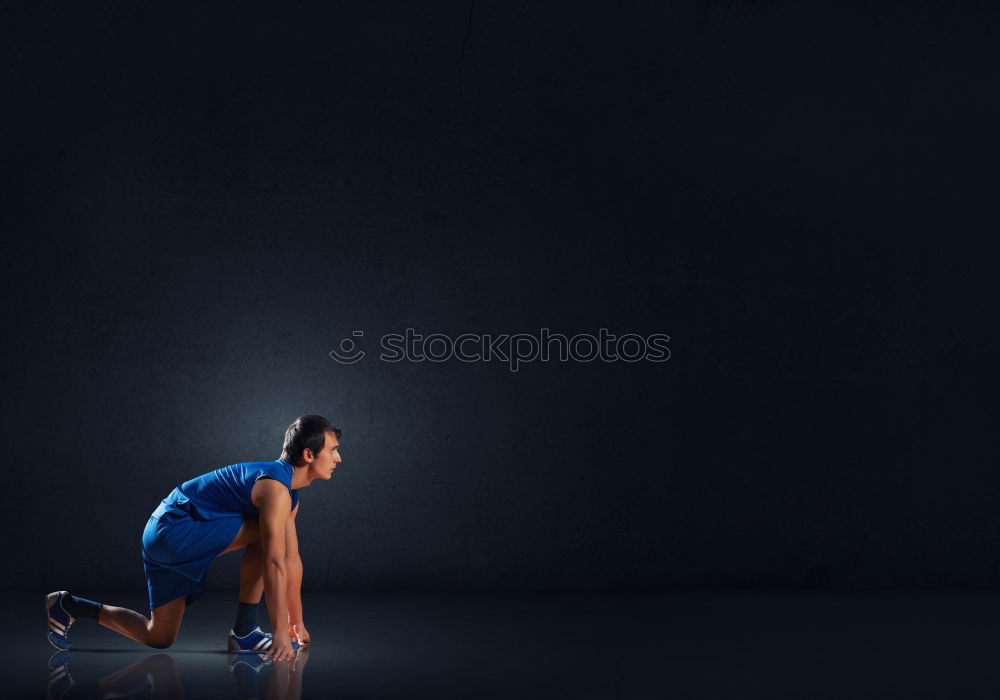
[218,516,259,556]
[97,596,186,649]
[92,516,262,649]
[216,517,268,638]
[233,541,265,636]
[240,540,265,603]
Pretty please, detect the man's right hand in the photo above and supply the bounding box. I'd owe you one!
[263,632,296,662]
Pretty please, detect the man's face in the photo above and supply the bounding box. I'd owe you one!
[309,430,342,479]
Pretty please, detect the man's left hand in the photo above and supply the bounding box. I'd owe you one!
[290,622,311,646]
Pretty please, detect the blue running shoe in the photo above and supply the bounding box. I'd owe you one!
[45,591,75,650]
[46,650,74,700]
[228,626,273,653]
[228,626,300,652]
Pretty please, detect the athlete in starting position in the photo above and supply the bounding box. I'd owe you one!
[45,414,343,662]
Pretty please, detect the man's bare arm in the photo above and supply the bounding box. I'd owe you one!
[285,504,307,640]
[252,479,295,661]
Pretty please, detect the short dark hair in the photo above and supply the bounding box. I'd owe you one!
[280,415,342,464]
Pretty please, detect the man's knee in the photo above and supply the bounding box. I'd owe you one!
[147,631,178,649]
[146,598,187,649]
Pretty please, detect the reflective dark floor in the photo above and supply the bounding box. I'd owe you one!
[10,589,1000,698]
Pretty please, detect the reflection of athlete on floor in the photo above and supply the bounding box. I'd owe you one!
[46,415,342,663]
[47,647,310,700]
[47,646,310,700]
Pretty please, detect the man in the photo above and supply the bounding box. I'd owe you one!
[45,415,343,663]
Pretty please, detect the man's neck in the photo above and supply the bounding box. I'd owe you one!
[289,465,312,490]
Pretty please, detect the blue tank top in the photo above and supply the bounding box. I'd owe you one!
[152,459,299,521]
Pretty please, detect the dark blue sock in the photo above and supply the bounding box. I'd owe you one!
[234,601,259,636]
[61,594,103,621]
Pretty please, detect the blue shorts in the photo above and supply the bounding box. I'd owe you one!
[141,509,244,610]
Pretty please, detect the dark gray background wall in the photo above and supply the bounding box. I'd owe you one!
[3,1,998,593]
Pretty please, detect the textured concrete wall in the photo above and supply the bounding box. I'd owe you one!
[3,2,998,592]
